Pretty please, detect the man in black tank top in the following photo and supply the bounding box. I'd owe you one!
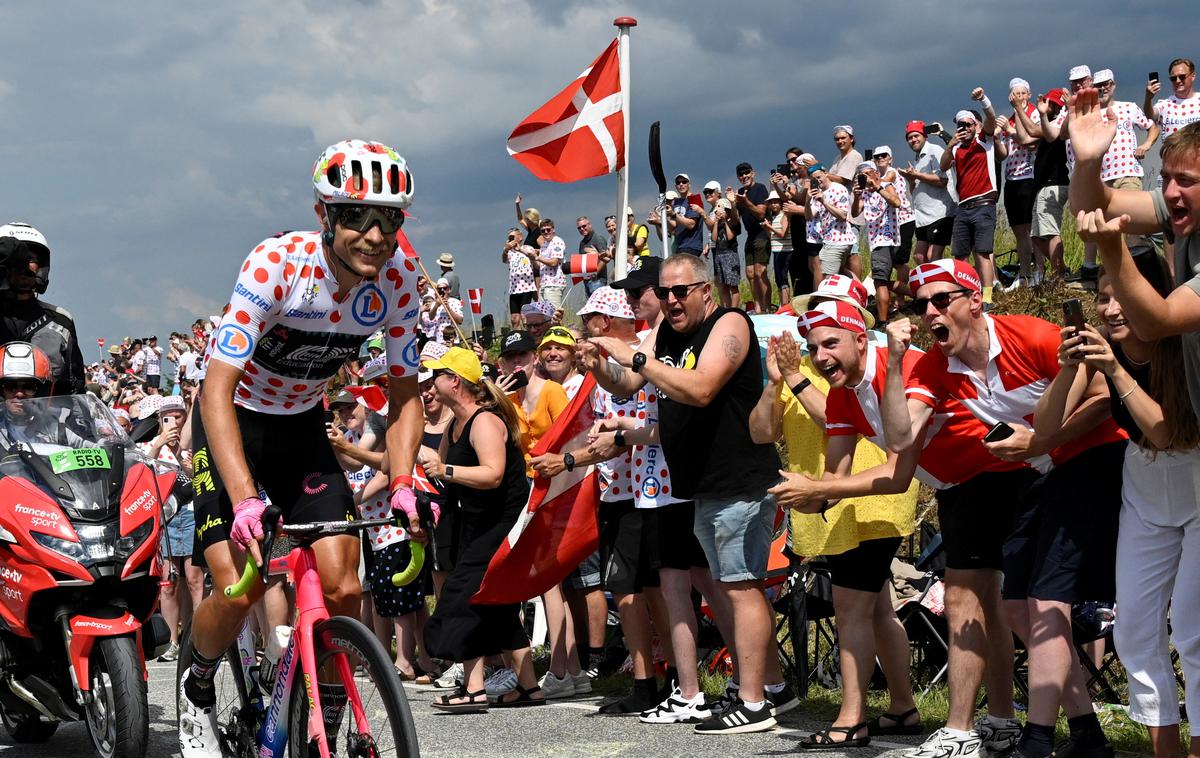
[580,253,787,734]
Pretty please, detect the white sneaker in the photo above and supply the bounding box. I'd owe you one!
[639,688,712,724]
[975,715,1021,754]
[178,671,221,758]
[433,662,462,689]
[571,671,592,695]
[483,667,518,696]
[905,727,983,758]
[538,671,576,699]
[1001,276,1025,293]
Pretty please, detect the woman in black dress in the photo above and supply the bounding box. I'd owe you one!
[419,346,545,712]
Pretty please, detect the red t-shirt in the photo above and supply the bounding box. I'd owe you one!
[904,314,1126,472]
[825,345,1023,488]
[952,135,999,203]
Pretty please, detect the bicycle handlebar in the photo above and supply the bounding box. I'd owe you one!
[223,503,434,598]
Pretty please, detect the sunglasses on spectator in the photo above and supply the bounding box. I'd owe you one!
[1,380,40,395]
[336,204,405,234]
[1095,81,1114,89]
[543,327,575,342]
[737,172,752,178]
[912,289,972,312]
[675,179,689,185]
[955,121,974,129]
[540,226,554,233]
[654,281,706,300]
[703,189,717,195]
[604,215,616,223]
[1170,74,1190,82]
[576,224,588,231]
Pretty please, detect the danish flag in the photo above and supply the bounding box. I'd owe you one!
[467,288,484,315]
[567,253,601,283]
[506,39,625,183]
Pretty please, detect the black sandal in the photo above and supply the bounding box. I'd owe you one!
[430,685,489,713]
[867,707,922,736]
[799,722,870,750]
[492,683,547,708]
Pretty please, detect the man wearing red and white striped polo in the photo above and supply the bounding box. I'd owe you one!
[941,88,999,306]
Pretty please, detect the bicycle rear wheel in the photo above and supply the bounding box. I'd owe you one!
[287,616,419,758]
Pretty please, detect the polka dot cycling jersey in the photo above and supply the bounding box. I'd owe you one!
[203,230,421,414]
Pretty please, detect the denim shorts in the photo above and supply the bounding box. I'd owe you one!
[693,491,779,583]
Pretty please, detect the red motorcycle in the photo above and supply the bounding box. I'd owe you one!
[0,393,172,758]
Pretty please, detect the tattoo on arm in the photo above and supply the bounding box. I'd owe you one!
[605,361,627,385]
[722,335,741,365]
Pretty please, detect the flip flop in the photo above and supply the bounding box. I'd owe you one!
[798,722,870,751]
[430,686,489,713]
[867,707,922,736]
[491,683,547,709]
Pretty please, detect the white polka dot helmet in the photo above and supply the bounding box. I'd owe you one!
[312,139,414,209]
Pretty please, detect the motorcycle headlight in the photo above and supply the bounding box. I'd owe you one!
[116,519,154,562]
[32,531,93,563]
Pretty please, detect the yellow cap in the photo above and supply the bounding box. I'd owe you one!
[420,346,483,385]
[538,326,577,351]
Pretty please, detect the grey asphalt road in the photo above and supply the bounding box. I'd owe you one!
[0,660,926,757]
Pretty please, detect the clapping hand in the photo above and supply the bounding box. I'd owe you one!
[1067,88,1118,164]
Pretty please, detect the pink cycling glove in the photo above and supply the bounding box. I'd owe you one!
[389,487,441,530]
[230,497,268,549]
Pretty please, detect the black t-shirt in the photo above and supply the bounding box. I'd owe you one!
[741,183,770,241]
[653,307,780,499]
[1034,136,1070,189]
[1104,343,1153,443]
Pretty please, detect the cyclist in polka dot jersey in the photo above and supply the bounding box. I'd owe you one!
[179,139,427,758]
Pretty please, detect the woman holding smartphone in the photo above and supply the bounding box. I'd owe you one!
[1035,221,1200,758]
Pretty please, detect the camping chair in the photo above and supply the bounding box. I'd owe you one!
[893,531,952,701]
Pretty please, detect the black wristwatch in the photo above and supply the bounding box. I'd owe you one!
[614,430,626,448]
[444,465,455,481]
[790,377,812,396]
[563,453,576,472]
[631,352,647,373]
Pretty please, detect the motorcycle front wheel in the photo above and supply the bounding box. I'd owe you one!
[84,635,149,758]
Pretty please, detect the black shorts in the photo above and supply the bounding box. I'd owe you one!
[598,499,660,594]
[870,246,910,282]
[826,536,903,592]
[937,468,1040,571]
[1002,441,1125,603]
[190,400,357,557]
[952,202,997,258]
[897,220,916,263]
[1003,179,1038,228]
[508,291,536,315]
[915,216,954,247]
[653,501,709,571]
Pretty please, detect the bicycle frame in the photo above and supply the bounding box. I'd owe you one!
[230,545,376,758]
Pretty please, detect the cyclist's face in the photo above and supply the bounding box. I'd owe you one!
[316,203,396,280]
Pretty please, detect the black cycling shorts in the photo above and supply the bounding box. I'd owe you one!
[826,536,903,593]
[190,398,356,559]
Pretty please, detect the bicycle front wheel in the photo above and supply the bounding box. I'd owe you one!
[287,616,419,758]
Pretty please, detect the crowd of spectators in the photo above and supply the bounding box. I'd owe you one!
[51,56,1200,757]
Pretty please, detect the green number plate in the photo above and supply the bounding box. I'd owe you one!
[48,448,111,474]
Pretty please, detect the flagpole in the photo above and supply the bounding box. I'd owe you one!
[613,16,636,280]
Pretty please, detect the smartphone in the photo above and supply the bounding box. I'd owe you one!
[983,421,1015,443]
[737,187,748,196]
[924,123,940,135]
[864,149,874,161]
[856,174,867,190]
[1062,298,1086,333]
[776,163,790,176]
[1149,71,1160,83]
[504,368,530,391]
[809,179,820,192]
[324,409,335,424]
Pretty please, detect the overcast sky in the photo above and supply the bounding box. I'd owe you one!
[1,0,1194,359]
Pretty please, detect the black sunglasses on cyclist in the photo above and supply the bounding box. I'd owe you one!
[912,288,972,313]
[653,281,706,300]
[335,204,405,235]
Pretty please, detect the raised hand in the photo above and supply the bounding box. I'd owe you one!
[1075,208,1130,246]
[775,332,802,377]
[1067,88,1118,163]
[970,87,986,102]
[886,318,916,360]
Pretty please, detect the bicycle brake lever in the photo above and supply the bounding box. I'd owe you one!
[258,504,283,582]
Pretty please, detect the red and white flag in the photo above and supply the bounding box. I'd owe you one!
[344,384,388,415]
[395,227,419,259]
[567,253,601,284]
[412,464,439,495]
[467,288,484,315]
[97,338,105,349]
[474,374,601,604]
[506,39,624,183]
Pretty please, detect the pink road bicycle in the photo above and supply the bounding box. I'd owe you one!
[176,505,422,757]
